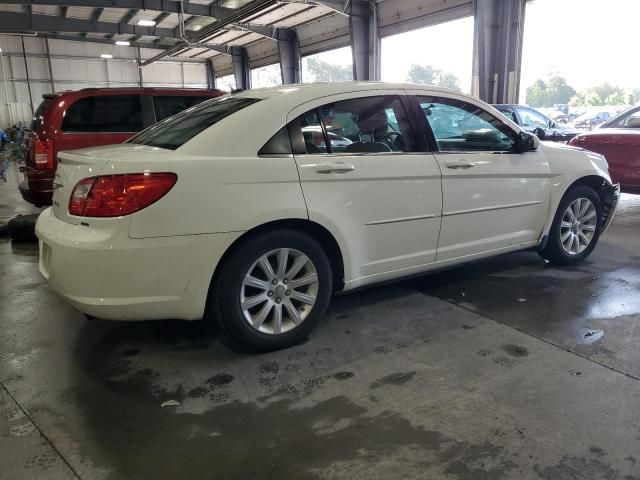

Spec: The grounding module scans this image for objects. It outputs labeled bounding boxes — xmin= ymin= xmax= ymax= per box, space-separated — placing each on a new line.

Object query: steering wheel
xmin=381 ymin=131 xmax=403 ymax=150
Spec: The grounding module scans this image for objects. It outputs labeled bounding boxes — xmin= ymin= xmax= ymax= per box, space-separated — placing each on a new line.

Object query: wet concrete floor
xmin=2 ymin=158 xmax=640 ymax=479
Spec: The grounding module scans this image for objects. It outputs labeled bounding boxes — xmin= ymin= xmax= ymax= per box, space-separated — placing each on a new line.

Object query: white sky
xmin=520 ymin=0 xmax=640 ymax=94
xmin=381 ymin=17 xmax=474 ymax=93
xmin=230 ymin=0 xmax=640 ymax=96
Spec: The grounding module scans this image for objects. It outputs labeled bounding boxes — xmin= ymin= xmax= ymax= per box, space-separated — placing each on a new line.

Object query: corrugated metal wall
xmin=0 ymin=35 xmax=208 ymax=128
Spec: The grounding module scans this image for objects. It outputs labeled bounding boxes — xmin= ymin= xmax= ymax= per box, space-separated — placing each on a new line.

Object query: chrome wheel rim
xmin=240 ymin=248 xmax=319 ymax=335
xmin=560 ymin=198 xmax=597 ymax=255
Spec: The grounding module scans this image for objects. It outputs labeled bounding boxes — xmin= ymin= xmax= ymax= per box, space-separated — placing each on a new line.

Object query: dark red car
xmin=568 ymin=106 xmax=640 ymax=194
xmin=21 ymin=87 xmax=224 ymax=206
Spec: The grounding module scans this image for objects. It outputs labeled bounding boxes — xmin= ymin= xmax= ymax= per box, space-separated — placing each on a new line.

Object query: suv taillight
xmin=33 ymin=138 xmax=54 ymax=169
xmin=68 ymin=173 xmax=177 ymax=217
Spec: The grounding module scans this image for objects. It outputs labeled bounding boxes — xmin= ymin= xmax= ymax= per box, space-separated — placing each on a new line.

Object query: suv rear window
xmin=129 ymin=96 xmax=261 ymax=150
xmin=31 ymin=97 xmax=54 ymax=131
xmin=153 ymin=96 xmax=210 ymax=122
xmin=62 ymin=95 xmax=143 ymax=132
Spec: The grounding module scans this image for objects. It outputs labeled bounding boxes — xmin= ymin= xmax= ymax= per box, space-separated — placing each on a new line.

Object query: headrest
xmin=357 ymin=110 xmax=389 ymax=136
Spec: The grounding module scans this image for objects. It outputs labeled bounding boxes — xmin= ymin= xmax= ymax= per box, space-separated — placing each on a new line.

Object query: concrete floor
xmin=2 ymin=157 xmax=640 ymax=480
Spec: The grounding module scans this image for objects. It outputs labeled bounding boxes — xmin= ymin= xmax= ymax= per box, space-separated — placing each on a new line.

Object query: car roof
xmin=44 ymin=87 xmax=222 ymax=100
xmin=231 ymin=81 xmax=464 ymax=102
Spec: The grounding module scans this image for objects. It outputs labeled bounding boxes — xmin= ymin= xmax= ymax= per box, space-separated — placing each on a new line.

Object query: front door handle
xmin=445 ymin=160 xmax=475 ymax=169
xmin=315 ymin=163 xmax=355 ymax=174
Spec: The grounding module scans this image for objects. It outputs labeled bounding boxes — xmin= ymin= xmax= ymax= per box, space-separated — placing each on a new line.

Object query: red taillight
xmin=68 ymin=173 xmax=177 ymax=217
xmin=33 ymin=138 xmax=54 ymax=169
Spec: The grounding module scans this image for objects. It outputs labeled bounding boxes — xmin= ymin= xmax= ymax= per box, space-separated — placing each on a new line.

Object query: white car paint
xmin=36 ymin=82 xmax=616 ymax=321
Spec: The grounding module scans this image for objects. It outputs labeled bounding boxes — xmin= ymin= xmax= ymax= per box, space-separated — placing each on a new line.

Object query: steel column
xmin=278 ymin=30 xmax=300 ymax=84
xmin=43 ymin=37 xmax=55 ymax=92
xmin=20 ymin=37 xmax=34 ymax=114
xmin=231 ymin=46 xmax=250 ymax=90
xmin=472 ymin=0 xmax=527 ymax=104
xmin=349 ymin=0 xmax=379 ymax=81
xmin=136 ymin=44 xmax=143 ymax=87
xmin=206 ymin=59 xmax=216 ymax=89
xmin=0 ymin=49 xmax=12 ymax=125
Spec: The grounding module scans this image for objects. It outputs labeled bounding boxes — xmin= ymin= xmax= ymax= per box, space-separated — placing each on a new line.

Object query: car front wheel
xmin=539 ymin=185 xmax=603 ymax=265
xmin=212 ymin=230 xmax=333 ymax=351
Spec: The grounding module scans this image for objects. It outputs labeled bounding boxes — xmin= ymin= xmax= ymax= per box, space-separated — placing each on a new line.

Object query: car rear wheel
xmin=212 ymin=230 xmax=332 ymax=351
xmin=539 ymin=185 xmax=603 ymax=265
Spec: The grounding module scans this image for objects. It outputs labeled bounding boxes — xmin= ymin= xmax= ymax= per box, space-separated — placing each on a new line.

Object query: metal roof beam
xmin=0 ymin=11 xmax=178 ymax=36
xmin=0 ymin=0 xmax=237 ymax=19
xmin=42 ymin=33 xmax=171 ymax=50
xmin=0 ymin=1 xmax=292 ymax=41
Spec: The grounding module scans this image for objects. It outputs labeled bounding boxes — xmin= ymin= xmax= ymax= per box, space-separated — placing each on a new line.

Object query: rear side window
xmin=62 ymin=95 xmax=143 ymax=133
xmin=296 ymin=96 xmax=415 ymax=154
xmin=153 ymin=96 xmax=210 ymax=122
xmin=31 ymin=97 xmax=54 ymax=131
xmin=129 ymin=96 xmax=261 ymax=150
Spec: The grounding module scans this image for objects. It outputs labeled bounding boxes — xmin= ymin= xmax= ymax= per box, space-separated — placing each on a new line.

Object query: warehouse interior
xmin=2 ymin=0 xmax=640 ymax=478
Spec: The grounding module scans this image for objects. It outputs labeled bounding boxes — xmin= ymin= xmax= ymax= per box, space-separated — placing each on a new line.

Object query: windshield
xmin=129 ymin=96 xmax=261 ymax=150
xmin=601 ymin=106 xmax=640 ymax=129
xmin=31 ymin=96 xmax=54 ymax=131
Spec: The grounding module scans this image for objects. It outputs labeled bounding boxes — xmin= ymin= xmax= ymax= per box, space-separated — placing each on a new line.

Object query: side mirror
xmin=515 ymin=131 xmax=538 ymax=153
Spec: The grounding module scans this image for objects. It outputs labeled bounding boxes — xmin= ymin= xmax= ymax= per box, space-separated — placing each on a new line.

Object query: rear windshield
xmin=129 ymin=96 xmax=261 ymax=150
xmin=31 ymin=97 xmax=54 ymax=131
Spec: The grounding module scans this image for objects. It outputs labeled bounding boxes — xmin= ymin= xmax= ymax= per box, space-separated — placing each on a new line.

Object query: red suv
xmin=20 ymin=87 xmax=224 ymax=206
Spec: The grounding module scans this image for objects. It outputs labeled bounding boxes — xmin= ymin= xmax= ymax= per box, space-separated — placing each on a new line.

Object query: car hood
xmin=572 ymin=128 xmax=640 ymax=140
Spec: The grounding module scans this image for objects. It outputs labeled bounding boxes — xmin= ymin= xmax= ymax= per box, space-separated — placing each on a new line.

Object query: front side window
xmin=604 ymin=107 xmax=640 ymax=128
xmin=517 ymin=108 xmax=548 ymax=129
xmin=497 ymin=108 xmax=516 ymax=123
xmin=153 ymin=96 xmax=210 ymax=122
xmin=62 ymin=95 xmax=143 ymax=132
xmin=418 ymin=96 xmax=516 ymax=152
xmin=129 ymin=96 xmax=260 ymax=150
xmin=299 ymin=96 xmax=415 ymax=154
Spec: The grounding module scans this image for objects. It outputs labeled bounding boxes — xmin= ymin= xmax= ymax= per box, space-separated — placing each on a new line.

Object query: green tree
xmin=525 ymin=75 xmax=576 ymax=107
xmin=406 ymin=64 xmax=461 ymax=91
xmin=570 ymin=83 xmax=627 ymax=106
xmin=526 ymin=79 xmax=549 ymax=107
xmin=306 ymin=58 xmax=352 ymax=82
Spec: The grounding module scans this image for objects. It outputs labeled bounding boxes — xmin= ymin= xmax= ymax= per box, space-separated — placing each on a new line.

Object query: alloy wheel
xmin=240 ymin=248 xmax=319 ymax=334
xmin=560 ymin=198 xmax=597 ymax=255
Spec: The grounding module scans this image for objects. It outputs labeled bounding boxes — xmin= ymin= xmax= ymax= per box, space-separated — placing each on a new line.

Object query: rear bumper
xmin=19 ymin=177 xmax=53 ymax=206
xmin=35 ymin=208 xmax=241 ymax=321
xmin=601 ymin=183 xmax=620 ymax=234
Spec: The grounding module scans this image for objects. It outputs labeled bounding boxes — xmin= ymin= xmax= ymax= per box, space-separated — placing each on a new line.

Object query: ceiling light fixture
xmin=137 ymin=19 xmax=156 ymax=26
xmin=100 ymin=53 xmax=113 ymax=59
xmin=192 ymin=25 xmax=202 ymax=31
xmin=115 ymin=40 xmax=130 ymax=46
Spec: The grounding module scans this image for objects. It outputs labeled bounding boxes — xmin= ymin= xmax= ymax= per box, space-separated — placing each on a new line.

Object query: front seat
xmin=345 ymin=110 xmax=392 ymax=153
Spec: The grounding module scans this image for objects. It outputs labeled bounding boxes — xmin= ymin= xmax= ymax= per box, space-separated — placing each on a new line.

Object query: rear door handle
xmin=445 ymin=160 xmax=475 ymax=169
xmin=315 ymin=163 xmax=355 ymax=174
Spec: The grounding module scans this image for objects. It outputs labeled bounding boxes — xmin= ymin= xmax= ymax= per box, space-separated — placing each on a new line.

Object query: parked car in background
xmin=20 ymin=87 xmax=224 ymax=206
xmin=572 ymin=109 xmax=612 ymax=130
xmin=569 ymin=105 xmax=640 ymax=194
xmin=36 ymin=82 xmax=619 ymax=351
xmin=493 ymin=104 xmax=578 ymax=142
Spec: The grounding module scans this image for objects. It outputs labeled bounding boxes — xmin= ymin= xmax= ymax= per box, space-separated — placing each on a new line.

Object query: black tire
xmin=8 ymin=214 xmax=38 ymax=242
xmin=539 ymin=185 xmax=603 ymax=265
xmin=212 ymin=229 xmax=333 ymax=351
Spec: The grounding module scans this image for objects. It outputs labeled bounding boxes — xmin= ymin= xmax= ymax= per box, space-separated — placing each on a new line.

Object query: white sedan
xmin=36 ymin=82 xmax=619 ymax=350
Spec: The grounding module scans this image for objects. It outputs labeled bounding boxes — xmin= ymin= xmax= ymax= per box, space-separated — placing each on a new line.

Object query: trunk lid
xmin=51 ymin=144 xmax=166 ymax=224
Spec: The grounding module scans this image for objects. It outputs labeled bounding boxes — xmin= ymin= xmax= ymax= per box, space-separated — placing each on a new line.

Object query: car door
xmin=288 ymin=91 xmax=443 ymax=283
xmin=410 ymin=93 xmax=551 ymax=262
